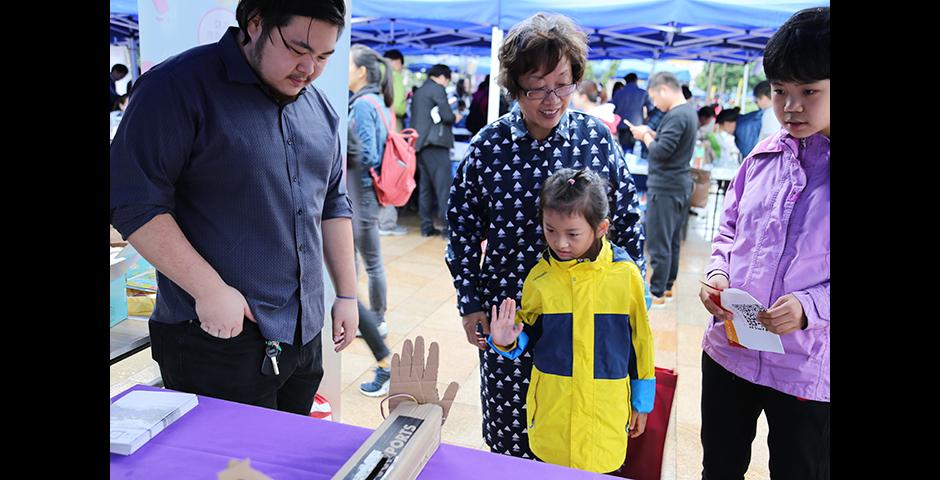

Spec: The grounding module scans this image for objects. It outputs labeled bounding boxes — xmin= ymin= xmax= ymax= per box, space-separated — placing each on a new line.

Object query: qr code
xmin=731 ymin=304 xmax=767 ymax=331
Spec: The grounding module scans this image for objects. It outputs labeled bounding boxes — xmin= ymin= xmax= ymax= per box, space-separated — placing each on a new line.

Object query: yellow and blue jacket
xmin=487 ymin=237 xmax=655 ymax=473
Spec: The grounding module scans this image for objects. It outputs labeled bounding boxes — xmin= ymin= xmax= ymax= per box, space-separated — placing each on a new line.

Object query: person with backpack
xmin=347 ymin=44 xmax=395 ymax=345
xmin=377 ymin=48 xmax=410 ymax=237
xmin=345 ymin=107 xmax=395 ymax=398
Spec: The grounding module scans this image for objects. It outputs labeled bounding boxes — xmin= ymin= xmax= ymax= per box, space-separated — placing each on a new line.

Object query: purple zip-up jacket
xmin=703 ymin=129 xmax=830 ymax=402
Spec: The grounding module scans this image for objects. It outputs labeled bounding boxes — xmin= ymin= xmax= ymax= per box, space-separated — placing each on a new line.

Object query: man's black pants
xmin=646 ymin=190 xmax=690 ymax=297
xmin=149 ymin=317 xmax=323 ymax=416
xmin=417 ymin=145 xmax=452 ymax=235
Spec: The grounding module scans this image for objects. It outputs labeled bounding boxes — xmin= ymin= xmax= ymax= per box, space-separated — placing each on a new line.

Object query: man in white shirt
xmin=755 ymin=80 xmax=781 ymax=141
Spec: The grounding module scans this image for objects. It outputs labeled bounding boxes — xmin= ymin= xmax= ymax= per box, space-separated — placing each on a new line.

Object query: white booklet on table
xmin=110 ymin=390 xmax=198 ymax=455
xmin=719 ymin=288 xmax=785 ymax=354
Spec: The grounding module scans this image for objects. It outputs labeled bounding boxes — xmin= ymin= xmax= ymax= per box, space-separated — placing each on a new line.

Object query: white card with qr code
xmin=720 ymin=288 xmax=785 ymax=354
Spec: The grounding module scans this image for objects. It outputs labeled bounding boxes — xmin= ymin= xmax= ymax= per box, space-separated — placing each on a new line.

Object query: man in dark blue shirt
xmin=109 ymin=0 xmax=358 ymax=415
xmin=609 ymin=73 xmax=654 ymax=148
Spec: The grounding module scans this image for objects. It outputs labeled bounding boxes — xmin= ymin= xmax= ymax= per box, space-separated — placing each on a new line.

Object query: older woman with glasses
xmin=445 ymin=12 xmax=646 ymax=461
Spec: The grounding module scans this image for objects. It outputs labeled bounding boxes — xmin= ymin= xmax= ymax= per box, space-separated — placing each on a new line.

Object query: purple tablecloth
xmin=110 ymin=385 xmax=606 ymax=479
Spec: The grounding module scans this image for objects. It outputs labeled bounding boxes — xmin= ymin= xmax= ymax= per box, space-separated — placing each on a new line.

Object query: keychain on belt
xmin=261 ymin=340 xmax=282 ymax=376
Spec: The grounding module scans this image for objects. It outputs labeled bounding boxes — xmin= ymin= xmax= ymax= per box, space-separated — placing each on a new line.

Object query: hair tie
xmin=567 ymin=178 xmax=576 ymax=185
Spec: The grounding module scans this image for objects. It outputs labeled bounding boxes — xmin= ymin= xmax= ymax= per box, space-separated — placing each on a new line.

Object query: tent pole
xmin=739 ymin=59 xmax=750 ymax=110
xmin=487 ymin=25 xmax=504 ymax=124
xmin=705 ymin=60 xmax=714 ymax=103
xmin=129 ymin=37 xmax=140 ymax=82
xmin=719 ymin=63 xmax=728 ymax=104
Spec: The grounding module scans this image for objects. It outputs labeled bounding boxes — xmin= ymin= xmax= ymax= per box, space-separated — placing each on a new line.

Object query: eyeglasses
xmin=518 ymin=82 xmax=577 ymax=101
xmin=276 ymin=26 xmax=328 ymax=66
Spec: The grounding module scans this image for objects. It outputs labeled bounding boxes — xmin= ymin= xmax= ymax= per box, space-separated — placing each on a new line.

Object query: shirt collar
xmin=349 ymin=85 xmax=381 ymax=107
xmin=219 ymin=27 xmax=260 ymax=85
xmin=752 ymin=129 xmax=830 ymax=161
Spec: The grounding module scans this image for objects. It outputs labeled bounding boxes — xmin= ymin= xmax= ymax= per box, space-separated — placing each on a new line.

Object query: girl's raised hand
xmin=489 ymin=298 xmax=522 ymax=348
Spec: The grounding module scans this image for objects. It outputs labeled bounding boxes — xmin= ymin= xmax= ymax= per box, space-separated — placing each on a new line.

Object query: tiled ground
xmin=109 ymin=200 xmax=772 ymax=479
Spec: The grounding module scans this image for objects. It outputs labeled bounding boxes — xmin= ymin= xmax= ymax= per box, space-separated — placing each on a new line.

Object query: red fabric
xmin=360 ymin=95 xmax=419 ymax=207
xmin=613 ymin=367 xmax=678 ymax=480
xmin=602 ymin=113 xmax=622 ymax=136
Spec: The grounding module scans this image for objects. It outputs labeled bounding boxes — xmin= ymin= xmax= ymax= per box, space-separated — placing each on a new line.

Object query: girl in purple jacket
xmin=698 ymin=7 xmax=829 ymax=480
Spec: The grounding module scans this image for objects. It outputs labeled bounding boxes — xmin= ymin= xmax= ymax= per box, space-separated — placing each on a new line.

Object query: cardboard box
xmin=332 ymin=401 xmax=442 ymax=480
xmin=689 ymin=168 xmax=712 ymax=209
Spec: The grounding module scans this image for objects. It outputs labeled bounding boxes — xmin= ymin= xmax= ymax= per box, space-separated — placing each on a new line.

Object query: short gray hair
xmin=648 ymin=72 xmax=680 ymax=92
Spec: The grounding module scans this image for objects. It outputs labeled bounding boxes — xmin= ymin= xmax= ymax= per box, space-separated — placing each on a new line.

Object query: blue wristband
xmin=336 ymin=295 xmax=356 ymax=300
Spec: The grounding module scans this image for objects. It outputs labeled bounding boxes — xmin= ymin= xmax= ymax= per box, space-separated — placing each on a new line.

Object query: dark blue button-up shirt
xmin=610 ymin=82 xmax=654 ymax=132
xmin=110 ymin=27 xmax=353 ymax=345
xmin=446 ymin=104 xmax=646 ymax=317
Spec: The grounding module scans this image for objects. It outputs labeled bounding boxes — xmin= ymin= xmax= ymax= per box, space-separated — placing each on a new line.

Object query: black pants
xmin=646 ymin=190 xmax=691 ymax=296
xmin=617 ymin=128 xmax=636 ymax=150
xmin=418 ymin=145 xmax=452 ymax=235
xmin=701 ymin=352 xmax=830 ymax=480
xmin=149 ymin=317 xmax=323 ymax=416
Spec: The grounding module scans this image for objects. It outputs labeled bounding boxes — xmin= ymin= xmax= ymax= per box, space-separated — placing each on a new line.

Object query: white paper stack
xmin=110 ymin=390 xmax=199 ymax=455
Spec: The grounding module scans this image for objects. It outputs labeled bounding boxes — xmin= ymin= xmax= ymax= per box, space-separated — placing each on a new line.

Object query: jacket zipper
xmin=528 ymin=374 xmax=540 ymax=429
xmin=760 ymin=137 xmax=806 ymax=379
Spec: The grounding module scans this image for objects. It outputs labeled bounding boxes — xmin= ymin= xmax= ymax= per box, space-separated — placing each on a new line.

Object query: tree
xmin=581 ymin=60 xmax=621 ymax=86
xmin=695 ymin=62 xmax=766 ymax=105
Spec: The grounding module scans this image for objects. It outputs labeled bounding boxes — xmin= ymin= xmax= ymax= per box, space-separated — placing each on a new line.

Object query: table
xmin=110 ymin=385 xmax=609 ymax=479
xmin=110 ymin=315 xmax=151 ymax=365
xmin=703 ymin=166 xmax=738 ymax=238
xmin=624 ymin=154 xmax=648 ymax=177
xmin=624 ymin=155 xmax=648 ymax=199
xmin=452 ymin=127 xmax=473 ymax=142
xmin=451 ymin=141 xmax=470 ymax=162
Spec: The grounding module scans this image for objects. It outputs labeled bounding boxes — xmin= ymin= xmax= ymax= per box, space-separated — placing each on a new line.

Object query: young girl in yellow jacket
xmin=489 ymin=168 xmax=656 ymax=474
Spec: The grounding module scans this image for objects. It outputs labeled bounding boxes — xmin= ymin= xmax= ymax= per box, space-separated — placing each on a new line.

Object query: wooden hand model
xmin=388 ymin=336 xmax=460 ymax=424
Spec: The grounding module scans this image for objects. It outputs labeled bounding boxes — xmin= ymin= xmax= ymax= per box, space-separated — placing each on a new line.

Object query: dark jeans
xmin=418 ymin=145 xmax=452 ymax=235
xmin=353 ymin=186 xmax=388 ymax=323
xmin=701 ymin=352 xmax=830 ymax=480
xmin=646 ymin=190 xmax=691 ymax=296
xmin=149 ymin=317 xmax=323 ymax=416
xmin=357 ymin=301 xmax=390 ymax=362
xmin=346 ymin=166 xmax=391 ymax=363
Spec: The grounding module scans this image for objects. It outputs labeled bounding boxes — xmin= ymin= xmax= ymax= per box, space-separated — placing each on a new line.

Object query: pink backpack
xmin=360 ymin=95 xmax=419 ymax=207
